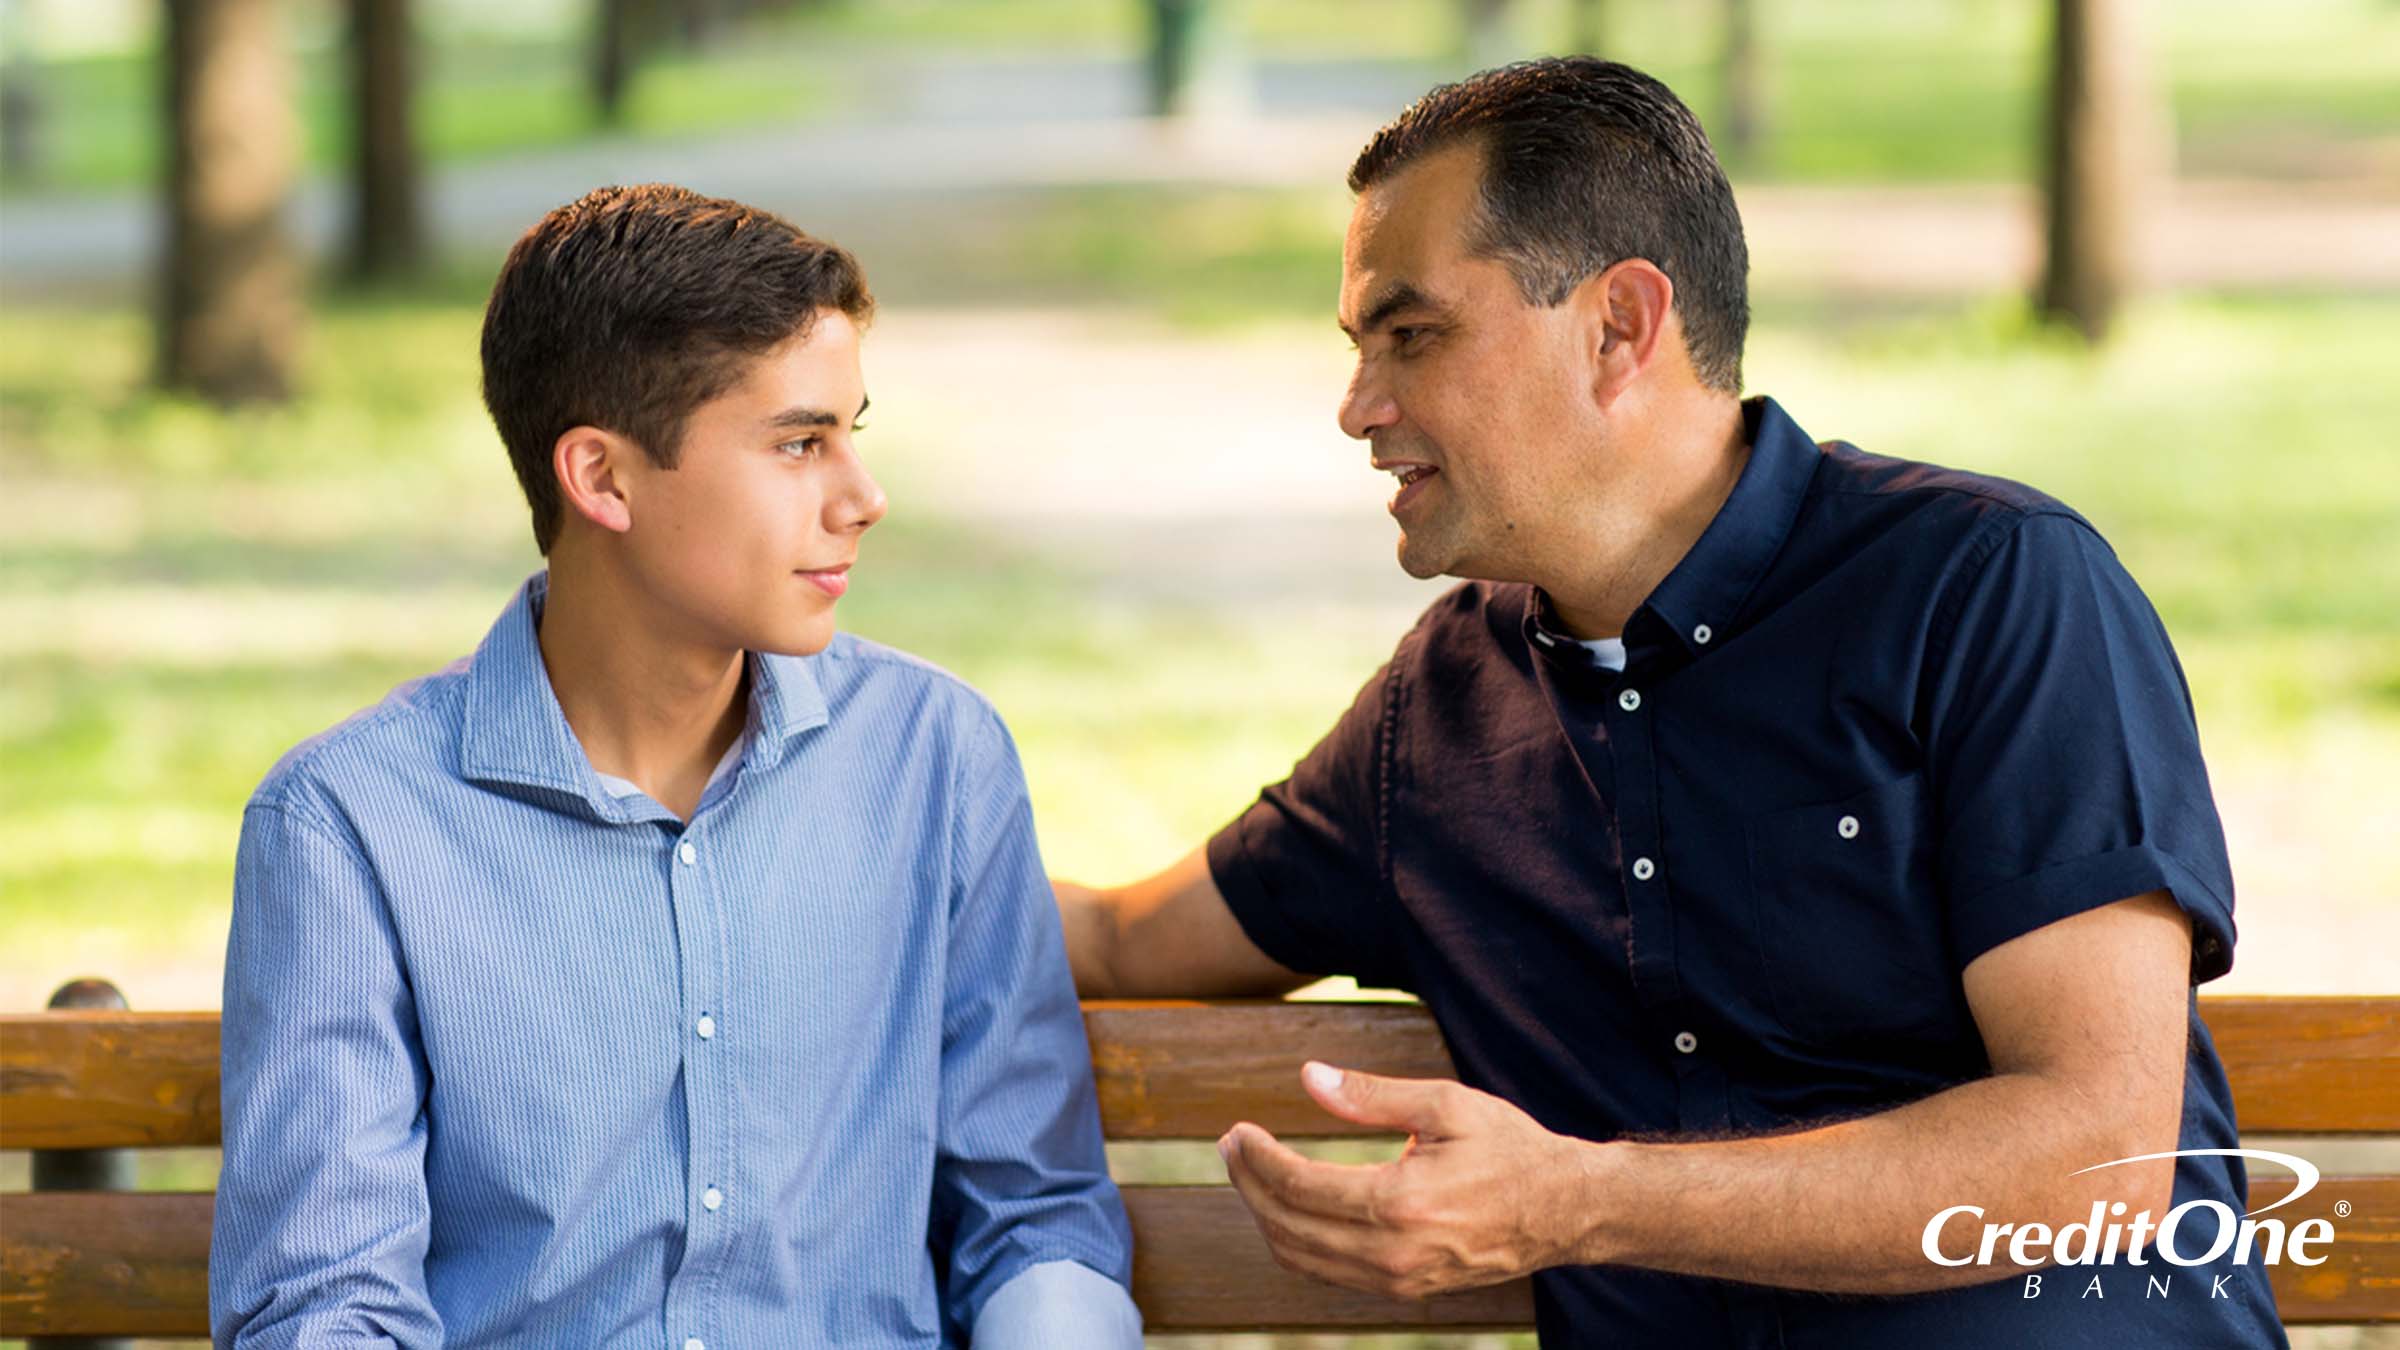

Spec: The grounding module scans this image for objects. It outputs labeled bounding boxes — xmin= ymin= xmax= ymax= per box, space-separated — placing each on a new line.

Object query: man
xmin=1055 ymin=59 xmax=2281 ymax=1346
xmin=212 ymin=186 xmax=1140 ymax=1347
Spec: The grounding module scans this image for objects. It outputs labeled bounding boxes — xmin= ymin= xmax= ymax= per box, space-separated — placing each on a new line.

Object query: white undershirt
xmin=1578 ymin=635 xmax=1629 ymax=671
xmin=592 ymin=736 xmax=745 ymax=802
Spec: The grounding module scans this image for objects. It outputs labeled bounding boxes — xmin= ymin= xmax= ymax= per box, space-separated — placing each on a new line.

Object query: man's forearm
xmin=1052 ymin=878 xmax=1123 ymax=997
xmin=1570 ymin=1069 xmax=2176 ymax=1294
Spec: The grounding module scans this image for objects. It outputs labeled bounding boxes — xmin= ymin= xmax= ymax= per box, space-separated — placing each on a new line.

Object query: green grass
xmin=2 ymin=0 xmax=2392 ymax=196
xmin=4 ymin=273 xmax=2396 ymax=999
xmin=0 ymin=32 xmax=830 ymax=196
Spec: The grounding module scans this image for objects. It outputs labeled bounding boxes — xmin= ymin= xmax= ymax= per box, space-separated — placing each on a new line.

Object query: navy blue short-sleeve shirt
xmin=1207 ymin=397 xmax=2282 ymax=1347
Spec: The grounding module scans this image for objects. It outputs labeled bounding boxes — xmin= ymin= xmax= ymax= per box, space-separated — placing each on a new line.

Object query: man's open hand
xmin=1216 ymin=1061 xmax=1602 ymax=1300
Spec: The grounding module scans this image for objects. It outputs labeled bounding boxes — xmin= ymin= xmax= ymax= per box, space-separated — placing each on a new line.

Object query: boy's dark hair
xmin=480 ymin=183 xmax=874 ymax=553
xmin=1350 ymin=58 xmax=1748 ymax=394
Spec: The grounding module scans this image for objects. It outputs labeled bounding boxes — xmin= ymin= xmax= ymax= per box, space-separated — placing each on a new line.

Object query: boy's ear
xmin=553 ymin=426 xmax=636 ymax=536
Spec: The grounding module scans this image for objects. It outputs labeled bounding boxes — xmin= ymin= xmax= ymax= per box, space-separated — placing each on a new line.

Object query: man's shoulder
xmin=247 ymin=658 xmax=472 ymax=834
xmin=1811 ymin=440 xmax=2092 ymax=544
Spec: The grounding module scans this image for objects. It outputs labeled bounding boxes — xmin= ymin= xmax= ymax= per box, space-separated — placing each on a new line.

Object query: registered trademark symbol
xmin=2335 ymin=1200 xmax=2353 ymax=1218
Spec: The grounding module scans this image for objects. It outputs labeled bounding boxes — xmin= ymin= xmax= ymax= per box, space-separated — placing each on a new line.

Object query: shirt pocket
xmin=1741 ymin=771 xmax=1958 ymax=1050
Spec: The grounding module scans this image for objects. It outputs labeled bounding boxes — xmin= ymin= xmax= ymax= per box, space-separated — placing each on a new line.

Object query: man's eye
xmin=1392 ymin=326 xmax=1426 ymax=348
xmin=777 ymin=437 xmax=823 ymax=459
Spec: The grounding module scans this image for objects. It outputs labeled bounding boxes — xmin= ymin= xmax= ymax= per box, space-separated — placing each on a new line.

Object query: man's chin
xmin=1395 ymin=533 xmax=1456 ymax=581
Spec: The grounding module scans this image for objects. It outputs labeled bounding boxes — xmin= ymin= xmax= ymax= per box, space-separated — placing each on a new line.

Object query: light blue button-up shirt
xmin=212 ymin=574 xmax=1139 ymax=1347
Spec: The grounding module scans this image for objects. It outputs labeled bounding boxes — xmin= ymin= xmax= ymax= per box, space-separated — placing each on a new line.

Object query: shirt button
xmin=695 ymin=1014 xmax=716 ymax=1040
xmin=677 ymin=841 xmax=697 ymax=866
xmin=1837 ymin=814 xmax=1861 ymax=840
xmin=1618 ymin=688 xmax=1642 ymax=712
xmin=1673 ymin=1030 xmax=1699 ymax=1055
xmin=1631 ymin=856 xmax=1656 ymax=881
xmin=702 ymin=1186 xmax=723 ymax=1212
xmin=684 ymin=1340 xmax=705 ymax=1350
xmin=1692 ymin=623 xmax=1713 ymax=645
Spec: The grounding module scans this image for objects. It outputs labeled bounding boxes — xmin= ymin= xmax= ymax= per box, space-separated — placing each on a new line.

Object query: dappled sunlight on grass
xmin=3 ymin=277 xmax=2394 ymax=1008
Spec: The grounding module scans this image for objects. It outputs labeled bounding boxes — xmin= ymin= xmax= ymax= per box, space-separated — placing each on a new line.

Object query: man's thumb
xmin=1302 ymin=1061 xmax=1456 ymax=1136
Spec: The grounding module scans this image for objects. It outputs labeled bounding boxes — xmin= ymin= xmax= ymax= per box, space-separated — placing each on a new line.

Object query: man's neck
xmin=536 ymin=555 xmax=748 ymax=822
xmin=1542 ymin=394 xmax=1750 ymax=642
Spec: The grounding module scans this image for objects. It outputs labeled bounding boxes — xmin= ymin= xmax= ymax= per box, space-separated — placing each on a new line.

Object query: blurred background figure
xmin=1 ymin=3 xmax=2393 ymax=1344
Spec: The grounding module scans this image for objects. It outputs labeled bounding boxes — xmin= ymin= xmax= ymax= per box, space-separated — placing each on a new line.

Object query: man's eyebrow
xmin=1338 ymin=282 xmax=1443 ymax=341
xmin=764 ymin=395 xmax=869 ymax=431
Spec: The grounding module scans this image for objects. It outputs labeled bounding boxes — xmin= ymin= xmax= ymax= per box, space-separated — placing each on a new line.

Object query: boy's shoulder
xmin=247 ymin=658 xmax=473 ymax=833
xmin=808 ymin=631 xmax=1005 ymax=734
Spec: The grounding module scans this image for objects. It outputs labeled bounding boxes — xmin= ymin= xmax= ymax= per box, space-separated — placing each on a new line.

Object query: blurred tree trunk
xmin=1144 ymin=0 xmax=1199 ymax=118
xmin=1720 ymin=0 xmax=1764 ymax=161
xmin=592 ymin=0 xmax=645 ymax=125
xmin=1142 ymin=0 xmax=1244 ymax=122
xmin=1566 ymin=0 xmax=1605 ymax=55
xmin=0 ymin=2 xmax=44 ymax=184
xmin=346 ymin=0 xmax=423 ymax=282
xmin=1461 ymin=0 xmax=1513 ymax=70
xmin=158 ymin=0 xmax=301 ymax=404
xmin=2038 ymin=0 xmax=2164 ymax=341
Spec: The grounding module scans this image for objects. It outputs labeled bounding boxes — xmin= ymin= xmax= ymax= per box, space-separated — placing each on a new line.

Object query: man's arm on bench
xmin=212 ymin=801 xmax=440 ymax=1347
xmin=1220 ymin=890 xmax=2191 ymax=1297
xmin=1054 ymin=845 xmax=1311 ymax=999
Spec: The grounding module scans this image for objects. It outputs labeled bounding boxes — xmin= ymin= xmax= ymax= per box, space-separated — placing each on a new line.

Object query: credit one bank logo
xmin=1921 ymin=1149 xmax=2340 ymax=1299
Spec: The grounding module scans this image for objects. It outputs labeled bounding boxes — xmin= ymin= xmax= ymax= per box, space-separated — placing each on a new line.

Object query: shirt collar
xmin=1526 ymin=395 xmax=1820 ymax=662
xmin=460 ymin=571 xmax=830 ymax=817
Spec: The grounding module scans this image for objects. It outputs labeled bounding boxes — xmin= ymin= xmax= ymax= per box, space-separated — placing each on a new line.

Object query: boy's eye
xmin=776 ymin=437 xmax=823 ymax=459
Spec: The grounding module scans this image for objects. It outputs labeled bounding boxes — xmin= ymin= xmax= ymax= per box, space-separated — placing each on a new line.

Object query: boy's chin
xmin=748 ymin=611 xmax=840 ymax=658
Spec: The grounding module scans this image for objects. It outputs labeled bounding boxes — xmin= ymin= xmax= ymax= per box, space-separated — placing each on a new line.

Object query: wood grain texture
xmin=2199 ymin=997 xmax=2400 ymax=1134
xmin=5 ymin=1181 xmax=2394 ymax=1334
xmin=0 ymin=1191 xmax=213 ymax=1336
xmin=0 ymin=1010 xmax=220 ymax=1149
xmin=4 ymin=999 xmax=2395 ymax=1147
xmin=4 ymin=994 xmax=2400 ymax=1138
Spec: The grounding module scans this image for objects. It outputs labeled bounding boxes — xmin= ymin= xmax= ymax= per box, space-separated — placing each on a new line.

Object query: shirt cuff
xmin=970 ymin=1259 xmax=1142 ymax=1349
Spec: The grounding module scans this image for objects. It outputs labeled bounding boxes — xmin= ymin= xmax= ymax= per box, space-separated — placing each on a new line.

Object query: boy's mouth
xmin=798 ymin=563 xmax=851 ymax=599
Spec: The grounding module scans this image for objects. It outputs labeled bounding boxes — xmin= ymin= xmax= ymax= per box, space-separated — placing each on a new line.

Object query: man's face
xmin=615 ymin=310 xmax=884 ymax=657
xmin=1338 ymin=142 xmax=1602 ymax=583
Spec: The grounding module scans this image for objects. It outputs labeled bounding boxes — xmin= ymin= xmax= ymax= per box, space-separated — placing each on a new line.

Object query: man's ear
xmin=1574 ymin=258 xmax=1675 ymax=411
xmin=553 ymin=426 xmax=637 ymax=536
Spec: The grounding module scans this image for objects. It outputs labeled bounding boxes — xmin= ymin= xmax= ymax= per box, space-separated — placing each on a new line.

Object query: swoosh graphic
xmin=2069 ymin=1148 xmax=2319 ymax=1218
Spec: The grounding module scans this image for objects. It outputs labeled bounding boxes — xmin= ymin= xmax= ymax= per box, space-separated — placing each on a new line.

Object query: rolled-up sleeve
xmin=1925 ymin=510 xmax=2238 ymax=980
xmin=211 ymin=799 xmax=441 ymax=1349
xmin=932 ymin=713 xmax=1139 ymax=1343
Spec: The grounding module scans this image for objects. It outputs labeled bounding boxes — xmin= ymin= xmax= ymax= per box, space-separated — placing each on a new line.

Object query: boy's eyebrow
xmin=1338 ymin=281 xmax=1443 ymax=341
xmin=764 ymin=395 xmax=869 ymax=431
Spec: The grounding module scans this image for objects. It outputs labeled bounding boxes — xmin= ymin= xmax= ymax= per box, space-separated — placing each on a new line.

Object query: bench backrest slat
xmin=5 ymin=997 xmax=2397 ymax=1335
xmin=6 ymin=1177 xmax=2394 ymax=1335
xmin=5 ymin=998 xmax=2395 ymax=1149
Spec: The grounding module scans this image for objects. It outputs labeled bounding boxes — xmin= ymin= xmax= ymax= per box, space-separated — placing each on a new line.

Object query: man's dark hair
xmin=1349 ymin=58 xmax=1748 ymax=394
xmin=480 ymin=183 xmax=874 ymax=553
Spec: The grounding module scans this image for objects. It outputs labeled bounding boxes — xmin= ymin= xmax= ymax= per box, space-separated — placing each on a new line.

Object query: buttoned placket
xmin=659 ymin=806 xmax=732 ymax=1346
xmin=1596 ymin=644 xmax=1735 ymax=1136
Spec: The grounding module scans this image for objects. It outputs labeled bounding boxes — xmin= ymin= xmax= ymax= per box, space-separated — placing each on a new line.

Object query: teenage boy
xmin=211 ymin=185 xmax=1140 ymax=1348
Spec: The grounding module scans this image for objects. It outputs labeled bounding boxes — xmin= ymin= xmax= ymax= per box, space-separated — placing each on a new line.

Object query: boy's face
xmin=613 ymin=310 xmax=883 ymax=657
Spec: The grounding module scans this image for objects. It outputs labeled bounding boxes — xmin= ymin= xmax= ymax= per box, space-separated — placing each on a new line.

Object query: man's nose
xmin=1338 ymin=363 xmax=1398 ymax=442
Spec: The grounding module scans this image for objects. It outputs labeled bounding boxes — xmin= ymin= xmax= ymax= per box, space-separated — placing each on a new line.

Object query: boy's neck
xmin=535 ymin=558 xmax=748 ymax=823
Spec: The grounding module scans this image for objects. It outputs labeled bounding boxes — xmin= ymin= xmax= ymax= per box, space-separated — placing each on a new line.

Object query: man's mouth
xmin=1376 ymin=461 xmax=1441 ymax=515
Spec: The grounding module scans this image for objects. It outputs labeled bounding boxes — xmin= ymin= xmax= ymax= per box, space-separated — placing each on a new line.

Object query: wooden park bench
xmin=4 ymin=988 xmax=2396 ymax=1337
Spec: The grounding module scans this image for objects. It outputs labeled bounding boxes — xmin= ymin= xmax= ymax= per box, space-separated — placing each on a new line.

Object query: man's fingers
xmin=1221 ymin=1121 xmax=1382 ymax=1220
xmin=1303 ymin=1061 xmax=1462 ymax=1136
xmin=1219 ymin=1125 xmax=1407 ymax=1295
